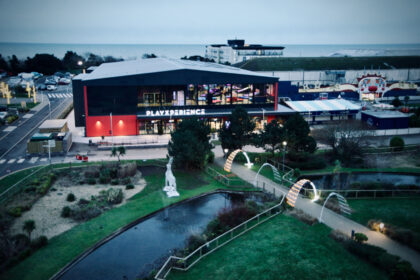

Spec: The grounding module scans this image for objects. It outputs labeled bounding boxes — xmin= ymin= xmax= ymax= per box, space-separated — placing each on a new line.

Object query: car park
xmin=45 ymin=77 xmax=57 ymax=85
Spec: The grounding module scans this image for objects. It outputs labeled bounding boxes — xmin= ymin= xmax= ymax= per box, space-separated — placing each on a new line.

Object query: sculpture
xmin=163 ymin=157 xmax=179 ymax=197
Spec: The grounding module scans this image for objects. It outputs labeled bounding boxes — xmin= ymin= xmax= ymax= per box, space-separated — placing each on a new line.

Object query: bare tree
xmin=312 ymin=120 xmax=374 ymax=166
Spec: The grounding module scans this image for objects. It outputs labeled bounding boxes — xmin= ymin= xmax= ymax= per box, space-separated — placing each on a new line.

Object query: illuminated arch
xmin=224 ymin=149 xmax=253 ymax=173
xmin=286 ymin=179 xmax=319 ymax=207
xmin=253 ymin=163 xmax=282 ymax=187
xmin=318 ymin=192 xmax=351 ymax=223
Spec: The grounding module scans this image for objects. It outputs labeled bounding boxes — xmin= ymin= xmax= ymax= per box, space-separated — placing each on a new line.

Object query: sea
xmin=1 ymin=42 xmax=420 ymax=60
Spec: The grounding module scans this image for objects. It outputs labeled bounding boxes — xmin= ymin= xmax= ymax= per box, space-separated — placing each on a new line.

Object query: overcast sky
xmin=0 ymin=0 xmax=419 ymax=45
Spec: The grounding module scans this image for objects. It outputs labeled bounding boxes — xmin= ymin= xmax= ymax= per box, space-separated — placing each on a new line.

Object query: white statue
xmin=163 ymin=157 xmax=179 ymax=197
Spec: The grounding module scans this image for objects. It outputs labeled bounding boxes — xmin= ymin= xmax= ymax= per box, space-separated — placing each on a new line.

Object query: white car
xmin=0 ymin=111 xmax=8 ymax=120
xmin=47 ymin=85 xmax=57 ymax=91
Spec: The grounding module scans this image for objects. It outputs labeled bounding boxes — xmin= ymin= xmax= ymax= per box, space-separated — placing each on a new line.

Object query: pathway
xmin=214 ymin=156 xmax=420 ymax=273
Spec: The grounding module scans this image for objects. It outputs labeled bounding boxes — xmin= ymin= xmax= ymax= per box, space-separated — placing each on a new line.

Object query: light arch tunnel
xmin=224 ymin=149 xmax=253 ymax=173
xmin=286 ymin=179 xmax=320 ymax=207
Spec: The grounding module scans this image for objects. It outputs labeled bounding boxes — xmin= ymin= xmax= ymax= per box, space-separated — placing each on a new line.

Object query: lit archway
xmin=318 ymin=192 xmax=351 ymax=223
xmin=286 ymin=179 xmax=319 ymax=207
xmin=224 ymin=149 xmax=253 ymax=173
xmin=253 ymin=163 xmax=282 ymax=187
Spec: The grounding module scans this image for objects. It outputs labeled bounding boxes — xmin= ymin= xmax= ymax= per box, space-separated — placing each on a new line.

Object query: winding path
xmin=214 ymin=155 xmax=420 ymax=273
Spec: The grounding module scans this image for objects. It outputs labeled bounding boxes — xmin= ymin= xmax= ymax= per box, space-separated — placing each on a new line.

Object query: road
xmin=0 ymin=85 xmax=73 ymax=177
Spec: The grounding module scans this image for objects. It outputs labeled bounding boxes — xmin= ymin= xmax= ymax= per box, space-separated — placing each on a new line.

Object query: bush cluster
xmin=6 ymin=115 xmax=18 ymax=124
xmin=342 ymin=240 xmax=419 ymax=279
xmin=389 ymin=136 xmax=405 ymax=151
xmin=36 ymin=173 xmax=57 ymax=195
xmin=368 ymin=219 xmax=420 ymax=252
xmin=125 ymin=184 xmax=135 ymax=190
xmin=66 ymin=193 xmax=76 ymax=202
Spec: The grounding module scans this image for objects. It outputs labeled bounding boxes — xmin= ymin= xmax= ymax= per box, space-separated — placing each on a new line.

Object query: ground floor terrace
xmin=85 ymin=105 xmax=294 ymax=137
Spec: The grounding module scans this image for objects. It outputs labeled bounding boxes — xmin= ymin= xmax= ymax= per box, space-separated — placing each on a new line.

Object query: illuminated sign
xmin=146 ymin=108 xmax=206 ymax=117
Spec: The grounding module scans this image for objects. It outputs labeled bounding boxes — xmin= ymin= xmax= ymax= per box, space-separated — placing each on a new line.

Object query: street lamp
xmin=78 ymin=60 xmax=85 ymax=74
xmin=282 ymin=141 xmax=287 ymax=172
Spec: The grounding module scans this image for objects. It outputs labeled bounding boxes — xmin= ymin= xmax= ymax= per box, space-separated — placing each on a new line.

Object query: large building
xmin=72 ymin=58 xmax=294 ymax=137
xmin=205 ymin=39 xmax=284 ymax=65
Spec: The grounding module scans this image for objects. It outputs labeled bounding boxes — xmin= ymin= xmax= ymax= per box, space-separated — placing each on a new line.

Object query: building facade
xmin=205 ymin=39 xmax=284 ymax=65
xmin=72 ymin=58 xmax=293 ymax=137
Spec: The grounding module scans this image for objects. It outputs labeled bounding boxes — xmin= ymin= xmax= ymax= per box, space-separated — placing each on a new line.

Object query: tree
xmin=391 ymin=97 xmax=402 ymax=108
xmin=142 ymin=53 xmax=157 ymax=59
xmin=219 ymin=107 xmax=255 ymax=155
xmin=284 ymin=113 xmax=316 ymax=153
xmin=0 ymin=54 xmax=9 ymax=72
xmin=168 ymin=118 xmax=213 ymax=169
xmin=404 ymin=95 xmax=410 ymax=107
xmin=390 ymin=136 xmax=404 ymax=151
xmin=23 ymin=220 xmax=35 ymax=240
xmin=111 ymin=146 xmax=126 ymax=163
xmin=25 ymin=54 xmax=64 ymax=75
xmin=8 ymin=55 xmax=24 ymax=74
xmin=62 ymin=51 xmax=85 ymax=70
xmin=312 ymin=120 xmax=373 ymax=166
xmin=85 ymin=53 xmax=104 ymax=67
xmin=255 ymin=120 xmax=285 ymax=158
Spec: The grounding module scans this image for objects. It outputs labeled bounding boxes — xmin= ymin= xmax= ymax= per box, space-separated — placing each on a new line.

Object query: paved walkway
xmin=214 ymin=156 xmax=420 ymax=273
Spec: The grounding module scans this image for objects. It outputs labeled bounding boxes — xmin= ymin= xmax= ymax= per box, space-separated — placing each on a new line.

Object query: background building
xmin=72 ymin=58 xmax=294 ymax=137
xmin=205 ymin=39 xmax=284 ymax=65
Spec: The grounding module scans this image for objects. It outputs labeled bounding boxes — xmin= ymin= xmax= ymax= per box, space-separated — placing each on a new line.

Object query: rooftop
xmin=75 ymin=57 xmax=277 ymax=81
xmin=362 ymin=110 xmax=411 ymax=118
xmin=39 ymin=119 xmax=67 ymax=129
xmin=284 ymin=99 xmax=361 ymax=113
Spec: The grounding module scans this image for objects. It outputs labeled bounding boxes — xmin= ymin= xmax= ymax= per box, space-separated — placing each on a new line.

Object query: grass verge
xmin=348 ymin=198 xmax=420 ymax=236
xmin=168 ymin=215 xmax=387 ymax=280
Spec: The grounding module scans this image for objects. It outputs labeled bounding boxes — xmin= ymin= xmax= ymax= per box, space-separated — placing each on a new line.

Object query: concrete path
xmin=214 ymin=156 xmax=420 ymax=273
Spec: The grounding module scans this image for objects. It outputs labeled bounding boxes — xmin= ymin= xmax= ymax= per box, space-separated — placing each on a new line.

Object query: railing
xmin=361 ymin=144 xmax=420 ymax=155
xmin=205 ymin=166 xmax=249 ymax=187
xmin=303 ymin=188 xmax=420 ymax=200
xmin=97 ymin=136 xmax=162 ymax=147
xmin=155 ymin=190 xmax=285 ymax=280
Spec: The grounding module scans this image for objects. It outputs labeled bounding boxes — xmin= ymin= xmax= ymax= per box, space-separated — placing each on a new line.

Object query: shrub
xmin=87 ymin=178 xmax=96 ymax=185
xmin=84 ymin=169 xmax=99 ymax=179
xmin=390 ymin=136 xmax=404 ymax=151
xmin=354 ymin=232 xmax=368 ymax=243
xmin=207 ymin=151 xmax=215 ymax=164
xmin=30 ymin=235 xmax=48 ymax=249
xmin=61 ymin=206 xmax=71 ymax=217
xmin=117 ymin=162 xmax=137 ymax=178
xmin=289 ymin=209 xmax=318 ymax=225
xmin=99 ymin=176 xmax=110 ymax=184
xmin=7 ymin=207 xmax=22 ymax=217
xmin=293 ymin=168 xmax=301 ymax=179
xmin=121 ymin=177 xmax=131 ymax=185
xmin=106 ymin=188 xmax=123 ymax=204
xmin=66 ymin=193 xmax=76 ymax=202
xmin=78 ymin=198 xmax=90 ymax=205
xmin=185 ymin=234 xmax=206 ymax=252
xmin=126 ymin=184 xmax=135 ymax=190
xmin=71 ymin=205 xmax=102 ymax=221
xmin=111 ymin=179 xmax=119 ymax=185
xmin=6 ymin=115 xmax=18 ymax=124
xmin=79 ymin=180 xmax=84 ymax=185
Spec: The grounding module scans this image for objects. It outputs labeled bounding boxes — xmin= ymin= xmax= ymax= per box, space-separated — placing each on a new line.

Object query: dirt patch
xmin=10 ymin=171 xmax=146 ymax=240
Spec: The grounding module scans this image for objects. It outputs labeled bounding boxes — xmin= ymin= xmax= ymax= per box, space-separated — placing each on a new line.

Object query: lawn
xmin=348 ymin=198 xmax=420 ymax=235
xmin=0 ymin=165 xmax=258 ymax=280
xmin=168 ymin=214 xmax=387 ymax=280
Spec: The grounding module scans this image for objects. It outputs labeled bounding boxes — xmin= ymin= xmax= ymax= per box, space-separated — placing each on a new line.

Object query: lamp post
xmin=48 ymin=99 xmax=51 ymax=119
xmin=78 ymin=60 xmax=85 ymax=74
xmin=110 ymin=112 xmax=114 ymax=147
xmin=282 ymin=141 xmax=287 ymax=172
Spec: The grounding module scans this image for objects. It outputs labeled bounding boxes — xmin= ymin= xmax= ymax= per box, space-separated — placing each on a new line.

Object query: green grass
xmin=348 ymin=198 xmax=420 ymax=235
xmin=168 ymin=215 xmax=387 ymax=280
xmin=0 ymin=166 xmax=257 ymax=280
xmin=236 ymin=56 xmax=420 ymax=71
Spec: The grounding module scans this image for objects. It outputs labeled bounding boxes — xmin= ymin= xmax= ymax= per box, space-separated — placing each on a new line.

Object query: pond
xmin=58 ymin=192 xmax=253 ymax=280
xmin=303 ymin=172 xmax=420 ymax=190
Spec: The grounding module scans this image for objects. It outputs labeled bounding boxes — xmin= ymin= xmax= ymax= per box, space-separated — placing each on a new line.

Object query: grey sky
xmin=0 ymin=0 xmax=419 ymax=44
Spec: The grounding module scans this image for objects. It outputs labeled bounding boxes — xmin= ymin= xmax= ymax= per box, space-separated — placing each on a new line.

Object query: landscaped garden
xmin=0 ymin=159 xmax=257 ymax=280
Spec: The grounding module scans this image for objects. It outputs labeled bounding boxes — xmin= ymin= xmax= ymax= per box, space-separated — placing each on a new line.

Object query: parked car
xmin=58 ymin=78 xmax=71 ymax=85
xmin=54 ymin=72 xmax=64 ymax=78
xmin=0 ymin=111 xmax=8 ymax=120
xmin=45 ymin=77 xmax=57 ymax=85
xmin=47 ymin=85 xmax=57 ymax=91
xmin=37 ymin=83 xmax=47 ymax=90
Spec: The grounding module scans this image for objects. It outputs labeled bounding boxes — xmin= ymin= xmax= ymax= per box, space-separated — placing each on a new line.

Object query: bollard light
xmin=379 ymin=222 xmax=384 ymax=232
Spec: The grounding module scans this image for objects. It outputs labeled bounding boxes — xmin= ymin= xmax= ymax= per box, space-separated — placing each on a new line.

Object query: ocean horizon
xmin=1 ymin=42 xmax=420 ymax=60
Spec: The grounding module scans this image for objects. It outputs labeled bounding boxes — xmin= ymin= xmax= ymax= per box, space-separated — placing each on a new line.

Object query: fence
xmin=362 ymin=144 xmax=420 ymax=155
xmin=304 ymin=188 xmax=420 ymax=200
xmin=155 ymin=191 xmax=285 ymax=280
xmin=205 ymin=166 xmax=250 ymax=187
